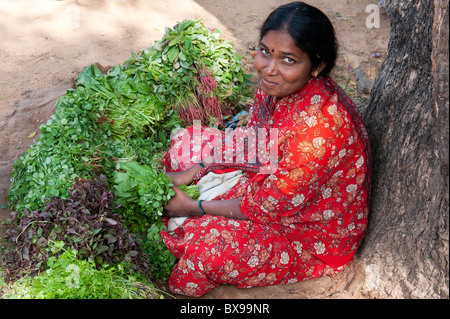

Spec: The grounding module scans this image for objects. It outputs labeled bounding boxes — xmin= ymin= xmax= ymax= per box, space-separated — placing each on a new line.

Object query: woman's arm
xmin=165 ymin=155 xmax=215 ymax=186
xmin=163 ymin=186 xmax=247 ymax=220
xmin=165 ymin=163 xmax=203 ymax=186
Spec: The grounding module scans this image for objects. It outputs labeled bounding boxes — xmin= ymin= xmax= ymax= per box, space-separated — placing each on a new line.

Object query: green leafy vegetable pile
xmin=1 ymin=176 xmax=148 ymax=280
xmin=1 ymin=19 xmax=252 ymax=297
xmin=2 ymin=242 xmax=162 ymax=299
xmin=123 ymin=19 xmax=253 ymax=126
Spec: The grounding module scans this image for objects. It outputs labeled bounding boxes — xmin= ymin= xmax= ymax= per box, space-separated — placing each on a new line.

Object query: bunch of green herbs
xmin=123 ymin=19 xmax=253 ymax=126
xmin=2 ymin=242 xmax=162 ymax=299
xmin=113 ymin=161 xmax=199 ymax=279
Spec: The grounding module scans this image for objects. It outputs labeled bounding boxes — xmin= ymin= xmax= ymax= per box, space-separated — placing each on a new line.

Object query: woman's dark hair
xmin=260 ymin=2 xmax=338 ymax=75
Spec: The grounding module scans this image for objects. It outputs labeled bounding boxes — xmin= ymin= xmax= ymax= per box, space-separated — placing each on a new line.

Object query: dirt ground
xmin=0 ymin=0 xmax=389 ymax=299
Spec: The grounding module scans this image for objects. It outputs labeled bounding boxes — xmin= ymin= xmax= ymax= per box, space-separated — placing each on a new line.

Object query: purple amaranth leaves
xmin=1 ymin=175 xmax=149 ymax=282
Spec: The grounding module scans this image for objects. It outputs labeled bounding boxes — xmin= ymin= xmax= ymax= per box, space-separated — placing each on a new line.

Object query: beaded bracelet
xmin=198 ymin=200 xmax=206 ymax=215
xmin=198 ymin=161 xmax=206 ymax=168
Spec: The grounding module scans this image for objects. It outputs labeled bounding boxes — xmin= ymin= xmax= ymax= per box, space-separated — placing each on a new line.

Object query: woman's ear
xmin=312 ymin=61 xmax=326 ymax=77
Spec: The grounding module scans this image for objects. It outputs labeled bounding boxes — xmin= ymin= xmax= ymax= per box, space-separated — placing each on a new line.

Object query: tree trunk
xmin=359 ymin=0 xmax=449 ymax=298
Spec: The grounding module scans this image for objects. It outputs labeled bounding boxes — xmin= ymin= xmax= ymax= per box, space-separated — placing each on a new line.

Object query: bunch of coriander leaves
xmin=2 ymin=19 xmax=252 ymax=292
xmin=2 ymin=241 xmax=163 ymax=299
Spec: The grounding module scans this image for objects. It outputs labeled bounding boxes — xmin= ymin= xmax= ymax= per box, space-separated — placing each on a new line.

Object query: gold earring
xmin=313 ymin=70 xmax=319 ymax=77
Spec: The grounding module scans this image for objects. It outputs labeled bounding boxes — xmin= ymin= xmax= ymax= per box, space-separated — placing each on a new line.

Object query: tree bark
xmin=359 ymin=0 xmax=449 ymax=298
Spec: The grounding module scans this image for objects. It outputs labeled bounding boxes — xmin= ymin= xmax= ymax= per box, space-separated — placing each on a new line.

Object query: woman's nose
xmin=265 ymin=58 xmax=279 ymax=76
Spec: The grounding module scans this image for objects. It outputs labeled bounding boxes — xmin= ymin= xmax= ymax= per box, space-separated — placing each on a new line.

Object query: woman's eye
xmin=284 ymin=57 xmax=295 ymax=64
xmin=260 ymin=48 xmax=270 ymax=55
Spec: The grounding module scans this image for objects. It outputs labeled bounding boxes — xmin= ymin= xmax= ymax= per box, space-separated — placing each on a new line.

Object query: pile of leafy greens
xmin=123 ymin=19 xmax=253 ymax=126
xmin=2 ymin=241 xmax=163 ymax=299
xmin=1 ymin=19 xmax=252 ymax=297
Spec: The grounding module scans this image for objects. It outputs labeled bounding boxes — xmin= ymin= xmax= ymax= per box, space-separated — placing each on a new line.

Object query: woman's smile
xmin=261 ymin=77 xmax=280 ymax=88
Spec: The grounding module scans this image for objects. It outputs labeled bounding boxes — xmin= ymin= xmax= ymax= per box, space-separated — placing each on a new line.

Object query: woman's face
xmin=254 ymin=30 xmax=318 ymax=98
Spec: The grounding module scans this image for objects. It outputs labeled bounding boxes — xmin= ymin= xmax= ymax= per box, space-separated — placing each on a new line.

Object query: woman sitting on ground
xmin=161 ymin=1 xmax=372 ymax=297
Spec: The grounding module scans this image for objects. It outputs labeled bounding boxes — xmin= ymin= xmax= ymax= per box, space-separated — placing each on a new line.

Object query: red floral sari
xmin=161 ymin=76 xmax=372 ymax=297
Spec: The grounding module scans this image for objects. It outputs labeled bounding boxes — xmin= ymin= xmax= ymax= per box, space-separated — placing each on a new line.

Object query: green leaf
xmin=152 ymin=201 xmax=160 ymax=208
xmin=169 ymin=37 xmax=179 ymax=46
xmin=167 ymin=46 xmax=179 ymax=63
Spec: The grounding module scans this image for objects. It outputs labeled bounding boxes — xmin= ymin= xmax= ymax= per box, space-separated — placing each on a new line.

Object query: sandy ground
xmin=0 ymin=0 xmax=389 ymax=298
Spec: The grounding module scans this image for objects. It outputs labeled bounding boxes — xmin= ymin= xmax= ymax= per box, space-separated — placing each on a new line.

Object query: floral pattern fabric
xmin=161 ymin=76 xmax=371 ymax=297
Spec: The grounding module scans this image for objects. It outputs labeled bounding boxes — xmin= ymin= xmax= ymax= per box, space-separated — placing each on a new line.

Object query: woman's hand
xmin=163 ymin=186 xmax=199 ymax=217
xmin=165 ymin=171 xmax=193 ymax=187
xmin=164 ymin=189 xmax=247 ymax=220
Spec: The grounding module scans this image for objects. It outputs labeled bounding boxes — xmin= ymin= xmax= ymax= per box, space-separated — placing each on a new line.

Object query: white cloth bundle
xmin=167 ymin=170 xmax=244 ymax=231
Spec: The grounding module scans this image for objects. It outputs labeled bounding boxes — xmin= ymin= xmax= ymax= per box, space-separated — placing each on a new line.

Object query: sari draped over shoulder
xmin=161 ymin=76 xmax=372 ymax=297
